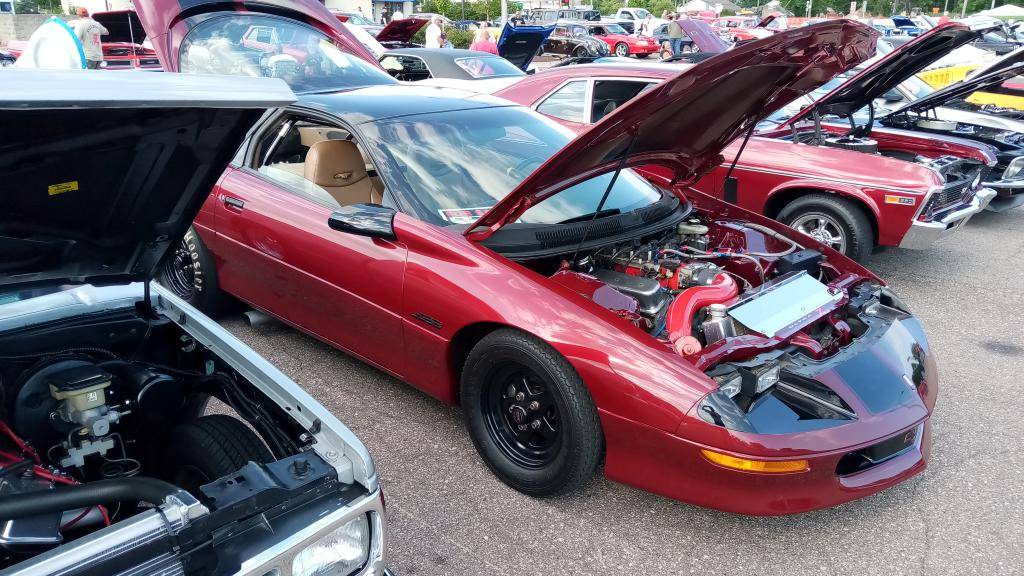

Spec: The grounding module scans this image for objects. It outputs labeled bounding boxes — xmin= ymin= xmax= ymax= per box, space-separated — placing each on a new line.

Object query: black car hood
xmin=783 ymin=22 xmax=982 ymax=126
xmin=497 ymin=24 xmax=554 ymax=70
xmin=93 ymin=10 xmax=147 ymax=44
xmin=0 ymin=70 xmax=295 ymax=291
xmin=894 ymin=61 xmax=1024 ymax=114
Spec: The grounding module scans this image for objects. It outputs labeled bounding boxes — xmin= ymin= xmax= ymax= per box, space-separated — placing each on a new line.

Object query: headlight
xmin=1002 ymin=156 xmax=1024 ymax=180
xmin=292 ymin=515 xmax=370 ymax=576
xmin=714 ymin=363 xmax=780 ymax=398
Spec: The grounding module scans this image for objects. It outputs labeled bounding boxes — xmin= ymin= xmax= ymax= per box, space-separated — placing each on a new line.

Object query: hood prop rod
xmin=721 ymin=121 xmax=757 ymax=204
xmin=568 ymin=133 xmax=638 ymax=267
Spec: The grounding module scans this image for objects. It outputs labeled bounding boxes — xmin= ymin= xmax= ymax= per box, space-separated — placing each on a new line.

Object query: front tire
xmin=163 ymin=415 xmax=272 ymax=495
xmin=461 ymin=329 xmax=602 ymax=496
xmin=158 ymin=227 xmax=234 ymax=314
xmin=614 ymin=42 xmax=630 ymax=57
xmin=778 ymin=193 xmax=873 ymax=262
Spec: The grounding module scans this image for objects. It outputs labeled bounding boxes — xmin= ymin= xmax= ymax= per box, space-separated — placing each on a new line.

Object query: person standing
xmin=380 ymin=6 xmax=390 ymax=25
xmin=666 ymin=13 xmax=684 ymax=55
xmin=425 ymin=15 xmax=443 ymax=48
xmin=469 ymin=27 xmax=498 ymax=53
xmin=392 ymin=7 xmax=405 ymax=19
xmin=70 ymin=7 xmax=108 ymax=69
xmin=639 ymin=13 xmax=654 ymax=37
xmin=510 ymin=11 xmax=525 ymax=26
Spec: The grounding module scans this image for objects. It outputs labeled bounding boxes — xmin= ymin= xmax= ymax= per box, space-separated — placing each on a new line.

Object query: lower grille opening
xmin=835 ymin=425 xmax=920 ymax=476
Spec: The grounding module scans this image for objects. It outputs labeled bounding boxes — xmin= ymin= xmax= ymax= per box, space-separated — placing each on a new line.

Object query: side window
xmin=254 ymin=117 xmax=386 ymax=209
xmin=536 ymin=80 xmax=587 ymax=124
xmin=621 ymin=12 xmax=634 ymax=20
xmin=591 ymin=26 xmax=604 ymax=35
xmin=255 ymin=27 xmax=273 ymax=43
xmin=554 ymin=26 xmax=567 ymax=36
xmin=592 ymin=80 xmax=656 ymax=122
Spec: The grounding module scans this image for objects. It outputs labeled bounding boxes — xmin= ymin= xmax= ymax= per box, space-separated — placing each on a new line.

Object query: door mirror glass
xmin=328 ymin=204 xmax=396 ymax=239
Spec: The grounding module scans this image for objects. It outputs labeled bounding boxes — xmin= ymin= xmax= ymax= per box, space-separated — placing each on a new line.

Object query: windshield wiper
xmin=559 ymin=208 xmax=621 ymax=224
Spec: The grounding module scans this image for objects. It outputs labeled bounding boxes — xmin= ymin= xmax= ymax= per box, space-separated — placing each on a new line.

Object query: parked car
xmin=582 ymin=22 xmax=659 ymax=57
xmin=496 ymin=58 xmax=995 ymax=261
xmin=152 ymin=14 xmax=940 ymax=515
xmin=332 ymin=10 xmax=384 ymax=36
xmin=608 ymin=7 xmax=666 ymax=34
xmin=543 ymin=22 xmax=610 ymax=57
xmin=374 ymin=16 xmax=428 ymax=49
xmin=0 ymin=70 xmax=387 ymax=576
xmin=6 ymin=10 xmax=161 ymax=70
xmin=530 ymin=8 xmax=583 ymax=24
xmin=0 ymin=49 xmax=13 ymax=67
xmin=777 ymin=23 xmax=1024 ymax=213
xmin=380 ymin=48 xmax=526 ymax=92
xmin=651 ymin=18 xmax=730 ymax=55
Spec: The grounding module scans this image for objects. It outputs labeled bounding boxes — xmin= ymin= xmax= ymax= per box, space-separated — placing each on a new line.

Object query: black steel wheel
xmin=461 ymin=329 xmax=602 ymax=496
xmin=482 ymin=365 xmax=562 ymax=469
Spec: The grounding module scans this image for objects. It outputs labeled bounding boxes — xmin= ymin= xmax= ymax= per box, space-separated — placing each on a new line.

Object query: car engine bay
xmin=535 ymin=207 xmax=921 ymax=433
xmin=0 ymin=307 xmax=345 ymax=571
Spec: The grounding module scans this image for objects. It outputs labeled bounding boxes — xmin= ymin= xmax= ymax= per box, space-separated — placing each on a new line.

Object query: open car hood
xmin=94 ymin=10 xmax=147 ymax=45
xmin=134 ymin=0 xmax=377 ymax=70
xmin=375 ymin=17 xmax=428 ymax=43
xmin=893 ymin=60 xmax=1024 ymax=114
xmin=782 ymin=22 xmax=981 ymax=127
xmin=465 ymin=20 xmax=879 ymax=239
xmin=498 ymin=24 xmax=554 ymax=70
xmin=679 ymin=19 xmax=730 ymax=53
xmin=0 ymin=70 xmax=294 ymax=291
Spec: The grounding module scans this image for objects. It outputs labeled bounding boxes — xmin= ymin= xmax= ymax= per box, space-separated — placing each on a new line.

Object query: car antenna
xmin=569 ymin=133 xmax=639 ymax=269
xmin=721 ymin=121 xmax=757 ymax=205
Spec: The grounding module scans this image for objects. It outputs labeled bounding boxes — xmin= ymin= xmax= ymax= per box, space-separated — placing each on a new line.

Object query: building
xmin=324 ymin=0 xmax=412 ymax=24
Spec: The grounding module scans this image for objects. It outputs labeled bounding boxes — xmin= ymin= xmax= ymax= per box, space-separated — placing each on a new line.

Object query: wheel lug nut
xmin=515 ymin=392 xmax=525 ymax=401
xmin=528 ymin=401 xmax=539 ymax=411
xmin=518 ymin=424 xmax=527 ymax=431
xmin=531 ymin=420 xmax=541 ymax=429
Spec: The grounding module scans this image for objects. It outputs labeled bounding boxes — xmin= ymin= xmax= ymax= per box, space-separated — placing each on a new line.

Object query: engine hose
xmin=0 ymin=477 xmax=179 ymax=521
xmin=665 ymin=273 xmax=738 ymax=356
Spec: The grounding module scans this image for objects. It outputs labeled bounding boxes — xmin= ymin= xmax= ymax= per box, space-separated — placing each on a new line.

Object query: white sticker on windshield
xmin=439 ymin=207 xmax=491 ymax=224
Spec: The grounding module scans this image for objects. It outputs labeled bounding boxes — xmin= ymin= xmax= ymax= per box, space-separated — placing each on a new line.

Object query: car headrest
xmin=305 ymin=140 xmax=368 ymax=187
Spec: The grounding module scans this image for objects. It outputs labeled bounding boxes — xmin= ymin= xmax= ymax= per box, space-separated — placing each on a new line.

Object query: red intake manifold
xmin=666 ymin=273 xmax=738 ymax=356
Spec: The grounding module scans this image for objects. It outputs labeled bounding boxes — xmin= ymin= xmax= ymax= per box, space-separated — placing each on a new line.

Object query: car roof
xmin=298 ymin=85 xmax=519 ymax=124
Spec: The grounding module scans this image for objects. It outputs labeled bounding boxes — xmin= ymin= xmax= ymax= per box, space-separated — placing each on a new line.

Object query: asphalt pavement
xmin=222 ymin=206 xmax=1024 ymax=576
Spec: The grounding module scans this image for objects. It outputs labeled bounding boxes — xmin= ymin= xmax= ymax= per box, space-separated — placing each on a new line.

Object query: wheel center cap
xmin=509 ymin=405 xmax=527 ymax=425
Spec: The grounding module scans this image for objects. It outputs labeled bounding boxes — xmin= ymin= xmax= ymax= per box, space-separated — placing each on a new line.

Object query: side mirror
xmin=882 ymin=89 xmax=904 ymax=103
xmin=328 ymin=204 xmax=397 ymax=240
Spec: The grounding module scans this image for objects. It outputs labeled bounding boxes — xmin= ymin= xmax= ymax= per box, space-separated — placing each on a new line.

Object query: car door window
xmin=536 ymin=80 xmax=587 ymax=124
xmin=621 ymin=12 xmax=634 ymax=20
xmin=255 ymin=116 xmax=386 ymax=209
xmin=379 ymin=54 xmax=430 ymax=81
xmin=554 ymin=26 xmax=567 ymax=36
xmin=591 ymin=80 xmax=657 ymax=122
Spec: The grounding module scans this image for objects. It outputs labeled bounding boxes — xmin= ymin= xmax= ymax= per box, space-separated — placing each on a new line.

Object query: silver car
xmin=0 ymin=70 xmax=387 ymax=576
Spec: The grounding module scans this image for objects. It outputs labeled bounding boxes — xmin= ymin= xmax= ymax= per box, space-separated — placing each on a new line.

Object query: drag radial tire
xmin=163 ymin=415 xmax=272 ymax=495
xmin=461 ymin=329 xmax=602 ymax=496
xmin=158 ymin=227 xmax=234 ymax=315
xmin=777 ymin=193 xmax=874 ymax=262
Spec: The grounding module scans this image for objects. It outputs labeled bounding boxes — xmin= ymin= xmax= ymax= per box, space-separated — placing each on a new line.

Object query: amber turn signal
xmin=701 ymin=449 xmax=809 ymax=473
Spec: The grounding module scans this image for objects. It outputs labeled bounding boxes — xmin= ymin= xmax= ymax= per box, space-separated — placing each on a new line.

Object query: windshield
xmin=455 ymin=56 xmax=525 ymax=78
xmin=342 ymin=13 xmax=374 ymax=26
xmin=634 ymin=9 xmax=652 ymax=19
xmin=359 ymin=106 xmax=662 ymax=226
xmin=179 ymin=14 xmax=395 ymax=92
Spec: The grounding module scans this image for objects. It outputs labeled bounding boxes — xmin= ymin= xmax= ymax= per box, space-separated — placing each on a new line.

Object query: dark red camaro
xmin=142 ymin=0 xmax=936 ymax=515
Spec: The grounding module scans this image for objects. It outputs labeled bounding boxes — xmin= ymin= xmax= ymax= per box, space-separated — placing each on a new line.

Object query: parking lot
xmin=223 ymin=207 xmax=1023 ymax=576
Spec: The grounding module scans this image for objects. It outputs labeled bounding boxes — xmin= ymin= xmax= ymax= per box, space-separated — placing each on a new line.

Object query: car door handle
xmin=223 ymin=196 xmax=245 ymax=210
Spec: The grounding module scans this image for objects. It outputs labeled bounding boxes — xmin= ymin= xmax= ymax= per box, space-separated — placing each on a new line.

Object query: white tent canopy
xmin=977 ymin=4 xmax=1024 ymax=17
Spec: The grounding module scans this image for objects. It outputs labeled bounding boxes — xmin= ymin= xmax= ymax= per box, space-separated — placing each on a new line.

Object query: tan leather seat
xmin=304 ymin=140 xmax=380 ymax=206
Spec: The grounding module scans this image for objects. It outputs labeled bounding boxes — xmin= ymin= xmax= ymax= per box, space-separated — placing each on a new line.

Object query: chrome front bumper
xmin=899 ymin=187 xmax=997 ymax=249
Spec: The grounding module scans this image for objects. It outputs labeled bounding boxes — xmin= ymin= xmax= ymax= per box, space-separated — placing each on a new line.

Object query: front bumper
xmin=899 ymin=187 xmax=996 ymax=249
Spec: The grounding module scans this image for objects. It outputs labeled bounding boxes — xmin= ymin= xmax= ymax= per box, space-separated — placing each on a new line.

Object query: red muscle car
xmin=496 ymin=58 xmax=996 ymax=261
xmin=142 ymin=2 xmax=938 ymax=516
xmin=582 ymin=21 xmax=659 ymax=57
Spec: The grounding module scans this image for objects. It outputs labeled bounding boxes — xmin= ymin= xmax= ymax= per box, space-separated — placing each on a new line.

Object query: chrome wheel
xmin=615 ymin=43 xmax=629 ymax=57
xmin=791 ymin=212 xmax=847 ymax=253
